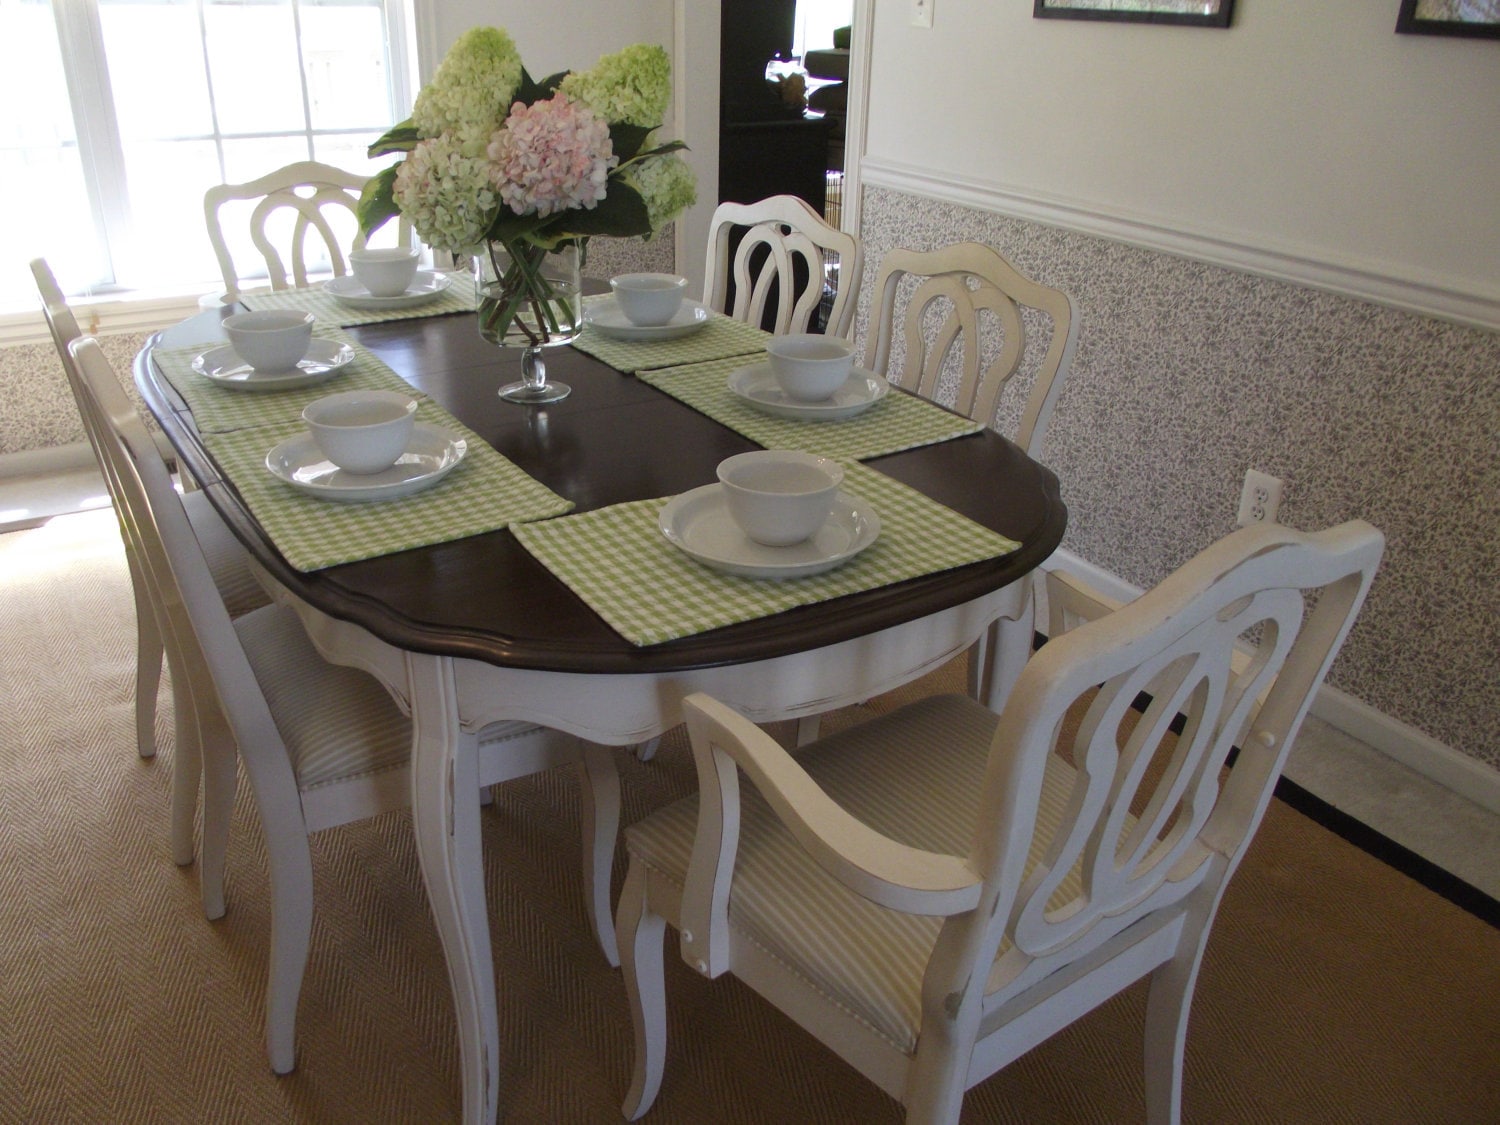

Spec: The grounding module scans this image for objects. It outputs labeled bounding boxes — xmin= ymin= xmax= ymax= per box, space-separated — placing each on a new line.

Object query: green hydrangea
xmin=559 ymin=44 xmax=671 ymax=128
xmin=629 ymin=152 xmax=697 ymax=234
xmin=412 ymin=27 xmax=523 ymax=153
xmin=392 ymin=133 xmax=499 ymax=253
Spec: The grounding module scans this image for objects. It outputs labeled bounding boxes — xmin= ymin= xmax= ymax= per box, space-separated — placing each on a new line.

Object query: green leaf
xmin=608 ymin=123 xmax=654 ymax=164
xmin=356 ymin=165 xmax=401 ymax=237
xmin=367 ymin=121 xmax=420 ymax=158
xmin=514 ymin=66 xmax=570 ymax=107
xmin=615 ymin=138 xmax=689 ymax=174
xmin=543 ymin=183 xmax=653 ymax=241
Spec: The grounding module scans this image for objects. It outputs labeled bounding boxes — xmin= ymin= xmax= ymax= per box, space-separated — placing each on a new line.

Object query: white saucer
xmin=584 ymin=298 xmax=711 ymax=341
xmin=325 ymin=270 xmax=453 ymax=310
xmin=728 ymin=362 xmax=890 ymax=422
xmin=659 ymin=483 xmax=879 ymax=579
xmin=193 ymin=340 xmax=355 ymax=391
xmin=265 ymin=422 xmax=467 ymax=502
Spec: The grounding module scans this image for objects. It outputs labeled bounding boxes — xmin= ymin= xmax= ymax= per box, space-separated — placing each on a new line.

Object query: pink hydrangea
xmin=487 ymin=93 xmax=616 ymax=218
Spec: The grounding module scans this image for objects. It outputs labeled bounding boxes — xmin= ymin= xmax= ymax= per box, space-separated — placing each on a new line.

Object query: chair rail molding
xmin=860 ymin=159 xmax=1500 ymax=334
xmin=1038 ymin=548 xmax=1500 ymax=818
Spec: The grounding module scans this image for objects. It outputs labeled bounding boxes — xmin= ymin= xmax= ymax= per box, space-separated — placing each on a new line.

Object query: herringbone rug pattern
xmin=2 ymin=509 xmax=1498 ymax=1123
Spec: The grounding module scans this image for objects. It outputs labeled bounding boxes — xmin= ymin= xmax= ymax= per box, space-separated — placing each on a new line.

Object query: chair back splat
xmin=703 ymin=194 xmax=864 ymax=338
xmin=865 ymin=242 xmax=1079 ymax=456
xmin=615 ymin=518 xmax=1383 ymax=1123
xmin=203 ymin=159 xmax=413 ymax=304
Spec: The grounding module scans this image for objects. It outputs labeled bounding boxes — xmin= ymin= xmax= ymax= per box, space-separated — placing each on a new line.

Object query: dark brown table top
xmin=136 ymin=305 xmax=1066 ymax=676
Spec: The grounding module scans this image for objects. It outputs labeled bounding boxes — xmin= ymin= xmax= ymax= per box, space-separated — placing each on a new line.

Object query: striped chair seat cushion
xmin=626 ymin=692 xmax=1084 ymax=1054
xmin=236 ymin=603 xmax=411 ymax=791
xmin=184 ymin=489 xmax=269 ymax=618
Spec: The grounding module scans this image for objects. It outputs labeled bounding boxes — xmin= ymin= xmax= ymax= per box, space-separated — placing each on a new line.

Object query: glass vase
xmin=473 ymin=237 xmax=582 ymax=404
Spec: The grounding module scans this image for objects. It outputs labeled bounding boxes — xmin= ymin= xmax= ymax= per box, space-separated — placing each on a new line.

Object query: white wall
xmin=863 ymin=0 xmax=1500 ymax=311
xmin=414 ymin=2 xmax=671 ymax=82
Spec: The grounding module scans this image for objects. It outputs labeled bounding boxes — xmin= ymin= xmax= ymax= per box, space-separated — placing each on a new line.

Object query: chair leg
xmin=166 ymin=651 xmax=200 ymax=868
xmin=1143 ymin=901 xmax=1217 ymax=1125
xmin=795 ymin=715 xmax=821 ymax=746
xmin=263 ymin=819 xmax=317 ymax=1076
xmin=578 ymin=742 xmax=622 ymax=966
xmin=634 ymin=736 xmax=661 ymax=762
xmin=129 ymin=561 xmax=163 ymax=760
xmin=197 ymin=704 xmax=237 ymax=921
xmin=618 ymin=863 xmax=669 ymax=1121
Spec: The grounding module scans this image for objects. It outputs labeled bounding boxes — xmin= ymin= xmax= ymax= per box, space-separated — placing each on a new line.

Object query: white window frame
xmin=3 ymin=0 xmax=418 ymax=343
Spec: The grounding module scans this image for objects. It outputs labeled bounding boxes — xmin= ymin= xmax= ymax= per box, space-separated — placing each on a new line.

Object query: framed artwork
xmin=1396 ymin=1 xmax=1500 ymax=38
xmin=1033 ymin=1 xmax=1234 ymax=27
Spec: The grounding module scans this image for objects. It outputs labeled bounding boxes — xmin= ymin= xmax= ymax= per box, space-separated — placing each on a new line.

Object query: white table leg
xmin=972 ymin=578 xmax=1036 ymax=713
xmin=407 ymin=652 xmax=498 ymax=1125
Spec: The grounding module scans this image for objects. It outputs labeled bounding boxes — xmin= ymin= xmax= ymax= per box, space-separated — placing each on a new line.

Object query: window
xmin=0 ymin=0 xmax=414 ymax=311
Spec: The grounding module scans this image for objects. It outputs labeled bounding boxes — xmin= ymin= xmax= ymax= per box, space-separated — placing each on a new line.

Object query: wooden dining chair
xmin=857 ymin=241 xmax=1082 ymax=719
xmin=31 ymin=258 xmax=270 ymax=871
xmin=68 ymin=336 xmax=621 ymax=1076
xmin=703 ymin=194 xmax=864 ymax=337
xmin=203 ymin=160 xmax=413 ymax=305
xmin=616 ymin=518 xmax=1383 ymax=1123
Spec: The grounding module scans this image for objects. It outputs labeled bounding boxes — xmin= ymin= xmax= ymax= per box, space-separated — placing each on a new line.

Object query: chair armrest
xmin=678 ymin=692 xmax=981 ymax=977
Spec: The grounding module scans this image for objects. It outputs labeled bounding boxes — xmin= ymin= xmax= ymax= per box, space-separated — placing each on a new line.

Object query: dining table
xmin=135 ymin=278 xmax=1066 ymax=1124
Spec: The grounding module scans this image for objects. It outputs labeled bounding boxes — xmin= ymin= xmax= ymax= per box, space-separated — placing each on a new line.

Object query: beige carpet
xmin=3 ymin=508 xmax=1498 ymax=1124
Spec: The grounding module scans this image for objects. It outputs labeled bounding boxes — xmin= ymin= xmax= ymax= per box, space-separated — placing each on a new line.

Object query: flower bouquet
xmin=358 ymin=27 xmax=696 ymax=400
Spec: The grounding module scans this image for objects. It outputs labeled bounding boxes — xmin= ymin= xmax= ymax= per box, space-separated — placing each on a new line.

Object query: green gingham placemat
xmin=151 ymin=327 xmax=422 ymax=434
xmin=239 ymin=271 xmax=478 ymax=326
xmin=512 ymin=460 xmax=1019 ymax=647
xmin=202 ymin=399 xmax=574 ymax=572
xmin=638 ymin=356 xmax=986 ymax=461
xmin=569 ymin=294 xmax=772 ymax=373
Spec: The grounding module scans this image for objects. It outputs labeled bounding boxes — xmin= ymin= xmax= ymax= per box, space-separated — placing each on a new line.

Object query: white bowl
xmin=223 ymin=310 xmax=315 ymax=373
xmin=610 ymin=273 xmax=688 ymax=327
xmin=350 ymin=247 xmax=421 ymax=298
xmin=765 ymin=333 xmax=855 ymax=402
xmin=716 ymin=450 xmax=844 ymax=547
xmin=302 ymin=390 xmax=418 ymax=475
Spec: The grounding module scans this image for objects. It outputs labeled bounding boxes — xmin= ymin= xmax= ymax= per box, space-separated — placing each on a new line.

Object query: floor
xmin=4 ymin=465 xmax=1497 ymax=910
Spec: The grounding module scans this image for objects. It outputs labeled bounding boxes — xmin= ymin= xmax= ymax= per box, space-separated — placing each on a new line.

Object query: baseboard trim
xmin=860 ymin=159 xmax=1500 ymax=333
xmin=1039 ymin=547 xmax=1500 ymax=816
xmin=0 ymin=442 xmax=96 ymax=478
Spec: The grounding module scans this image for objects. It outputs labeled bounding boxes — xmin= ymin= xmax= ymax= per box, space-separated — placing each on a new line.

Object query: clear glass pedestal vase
xmin=473 ymin=238 xmax=582 ymax=404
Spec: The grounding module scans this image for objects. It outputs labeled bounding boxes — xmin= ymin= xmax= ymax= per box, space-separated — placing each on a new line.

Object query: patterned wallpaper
xmin=858 ymin=186 xmax=1499 ymax=770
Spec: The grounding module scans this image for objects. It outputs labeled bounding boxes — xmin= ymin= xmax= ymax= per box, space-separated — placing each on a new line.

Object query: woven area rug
xmin=2 ymin=508 xmax=1498 ymax=1123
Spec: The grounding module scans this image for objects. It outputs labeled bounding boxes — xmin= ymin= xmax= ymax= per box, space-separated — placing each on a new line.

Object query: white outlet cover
xmin=912 ymin=0 xmax=935 ymax=29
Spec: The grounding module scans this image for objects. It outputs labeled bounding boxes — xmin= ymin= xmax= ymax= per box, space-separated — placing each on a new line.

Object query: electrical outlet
xmin=1237 ymin=469 xmax=1284 ymax=527
xmin=912 ymin=0 xmax=935 ymax=29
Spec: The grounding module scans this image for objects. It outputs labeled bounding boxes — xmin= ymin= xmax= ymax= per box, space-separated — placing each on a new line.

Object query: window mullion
xmin=52 ymin=0 xmax=131 ymax=288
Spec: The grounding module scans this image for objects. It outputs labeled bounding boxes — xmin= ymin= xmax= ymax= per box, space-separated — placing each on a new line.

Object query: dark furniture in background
xmin=719 ymin=0 xmax=829 ymax=216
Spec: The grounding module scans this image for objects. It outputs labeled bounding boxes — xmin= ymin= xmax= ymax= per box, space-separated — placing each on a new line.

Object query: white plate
xmin=584 ymin=298 xmax=711 ymax=341
xmin=659 ymin=483 xmax=879 ymax=579
xmin=728 ymin=362 xmax=890 ymax=422
xmin=192 ymin=340 xmax=355 ymax=391
xmin=265 ymin=421 xmax=467 ymax=503
xmin=324 ymin=270 xmax=454 ymax=310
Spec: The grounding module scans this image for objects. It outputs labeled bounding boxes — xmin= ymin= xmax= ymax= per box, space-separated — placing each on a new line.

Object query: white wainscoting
xmin=861 ymin=159 xmax=1500 ymax=334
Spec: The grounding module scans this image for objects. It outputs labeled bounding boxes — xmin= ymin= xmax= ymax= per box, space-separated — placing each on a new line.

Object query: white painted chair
xmin=857 ymin=242 xmax=1082 ymax=723
xmin=203 ymin=160 xmax=410 ymax=305
xmin=68 ymin=337 xmax=621 ymax=1076
xmin=865 ymin=242 xmax=1079 ymax=455
xmin=703 ymin=194 xmax=864 ymax=338
xmin=616 ymin=518 xmax=1383 ymax=1123
xmin=31 ymin=258 xmax=269 ymax=870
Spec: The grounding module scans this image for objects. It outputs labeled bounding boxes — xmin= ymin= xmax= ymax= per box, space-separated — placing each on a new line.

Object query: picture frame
xmin=1395 ymin=1 xmax=1500 ymax=38
xmin=1033 ymin=1 xmax=1235 ymax=27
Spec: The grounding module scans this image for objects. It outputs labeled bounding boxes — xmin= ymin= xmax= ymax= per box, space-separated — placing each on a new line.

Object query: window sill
xmin=1 ymin=286 xmax=219 ymax=349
